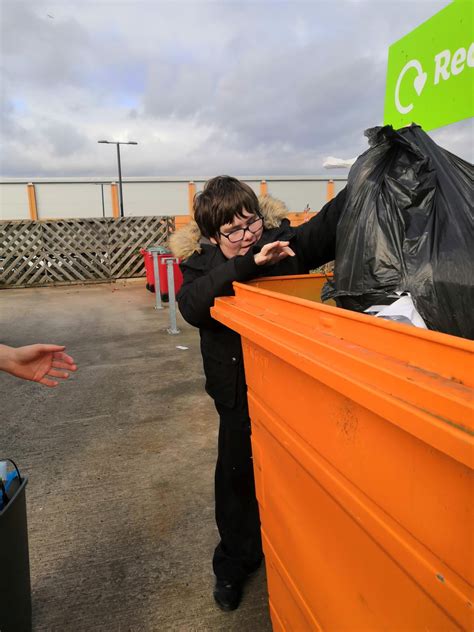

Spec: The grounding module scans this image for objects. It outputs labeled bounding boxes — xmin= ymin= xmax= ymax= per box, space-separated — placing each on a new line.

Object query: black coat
xmin=177 ymin=188 xmax=347 ymax=408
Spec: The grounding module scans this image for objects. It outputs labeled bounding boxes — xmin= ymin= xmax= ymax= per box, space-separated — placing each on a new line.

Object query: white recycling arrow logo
xmin=395 ymin=59 xmax=428 ymax=114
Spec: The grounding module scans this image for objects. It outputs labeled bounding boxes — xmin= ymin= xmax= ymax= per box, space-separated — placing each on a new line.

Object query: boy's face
xmin=210 ymin=208 xmax=264 ymax=259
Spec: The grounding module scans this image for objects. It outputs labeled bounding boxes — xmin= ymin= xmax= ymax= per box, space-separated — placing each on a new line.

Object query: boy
xmin=170 ymin=176 xmax=346 ymax=611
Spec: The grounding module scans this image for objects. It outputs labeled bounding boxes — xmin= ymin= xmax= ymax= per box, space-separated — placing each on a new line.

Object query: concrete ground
xmin=0 ymin=280 xmax=272 ymax=632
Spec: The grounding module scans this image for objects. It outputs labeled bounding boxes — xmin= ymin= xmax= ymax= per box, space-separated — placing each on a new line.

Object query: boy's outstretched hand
xmin=254 ymin=241 xmax=295 ymax=266
xmin=0 ymin=344 xmax=77 ymax=387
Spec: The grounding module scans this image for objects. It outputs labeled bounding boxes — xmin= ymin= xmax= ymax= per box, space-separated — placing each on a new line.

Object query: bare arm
xmin=0 ymin=344 xmax=77 ymax=387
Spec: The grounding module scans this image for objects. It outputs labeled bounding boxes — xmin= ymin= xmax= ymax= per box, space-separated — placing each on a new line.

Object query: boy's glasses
xmin=220 ymin=216 xmax=263 ymax=243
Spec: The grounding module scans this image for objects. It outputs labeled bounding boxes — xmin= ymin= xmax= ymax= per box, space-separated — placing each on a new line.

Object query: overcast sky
xmin=1 ymin=0 xmax=472 ymax=178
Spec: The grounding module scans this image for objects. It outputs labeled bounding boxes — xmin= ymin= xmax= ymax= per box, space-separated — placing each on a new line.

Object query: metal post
xmin=166 ymin=258 xmax=180 ymax=334
xmin=98 ymin=140 xmax=137 ymax=218
xmin=100 ymin=184 xmax=105 ymax=217
xmin=95 ymin=183 xmax=106 ymax=217
xmin=152 ymin=251 xmax=162 ymax=310
xmin=116 ymin=143 xmax=124 ymax=218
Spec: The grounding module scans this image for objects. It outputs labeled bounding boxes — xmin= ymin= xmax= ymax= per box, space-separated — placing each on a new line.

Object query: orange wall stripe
xmin=111 ymin=183 xmax=120 ymax=219
xmin=188 ymin=181 xmax=196 ymax=215
xmin=27 ymin=183 xmax=38 ymax=220
xmin=175 ymin=215 xmax=192 ymax=230
xmin=327 ymin=179 xmax=335 ymax=201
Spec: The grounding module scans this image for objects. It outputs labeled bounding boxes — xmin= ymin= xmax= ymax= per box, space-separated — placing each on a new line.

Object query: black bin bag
xmin=323 ymin=124 xmax=474 ymax=340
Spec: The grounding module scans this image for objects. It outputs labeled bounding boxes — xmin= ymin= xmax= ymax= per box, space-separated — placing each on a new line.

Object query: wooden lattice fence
xmin=0 ymin=217 xmax=173 ymax=288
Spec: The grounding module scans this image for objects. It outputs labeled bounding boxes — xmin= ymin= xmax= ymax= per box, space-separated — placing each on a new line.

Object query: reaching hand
xmin=0 ymin=344 xmax=77 ymax=388
xmin=254 ymin=241 xmax=296 ymax=266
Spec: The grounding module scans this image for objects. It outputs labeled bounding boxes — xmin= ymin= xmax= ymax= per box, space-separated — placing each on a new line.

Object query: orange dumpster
xmin=211 ymin=274 xmax=474 ymax=632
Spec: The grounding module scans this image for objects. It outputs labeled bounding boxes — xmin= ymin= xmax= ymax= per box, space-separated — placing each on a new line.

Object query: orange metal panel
xmin=211 ymin=275 xmax=474 ymax=631
xmin=110 ymin=182 xmax=120 ymax=219
xmin=286 ymin=212 xmax=317 ymax=227
xmin=327 ymin=179 xmax=335 ymax=200
xmin=27 ymin=183 xmax=38 ymax=220
xmin=250 ymin=274 xmax=333 ymax=303
xmin=175 ymin=215 xmax=192 ymax=230
xmin=188 ymin=181 xmax=196 ymax=215
xmin=286 ymin=212 xmax=301 ymax=227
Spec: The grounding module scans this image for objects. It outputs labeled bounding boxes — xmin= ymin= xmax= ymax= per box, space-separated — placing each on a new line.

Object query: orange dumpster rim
xmin=243 ymin=275 xmax=474 ymax=353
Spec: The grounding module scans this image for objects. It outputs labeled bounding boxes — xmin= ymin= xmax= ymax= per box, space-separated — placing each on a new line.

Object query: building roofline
xmin=0 ymin=175 xmax=349 ymax=184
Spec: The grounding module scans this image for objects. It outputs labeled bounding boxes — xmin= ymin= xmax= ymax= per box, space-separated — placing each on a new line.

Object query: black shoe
xmin=213 ymin=579 xmax=243 ymax=611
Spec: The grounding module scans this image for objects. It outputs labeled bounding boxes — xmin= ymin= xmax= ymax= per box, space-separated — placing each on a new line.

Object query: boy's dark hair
xmin=193 ymin=175 xmax=260 ymax=239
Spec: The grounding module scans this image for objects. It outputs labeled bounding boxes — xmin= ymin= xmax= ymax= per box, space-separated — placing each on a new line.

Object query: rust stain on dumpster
xmin=337 ymin=403 xmax=359 ymax=442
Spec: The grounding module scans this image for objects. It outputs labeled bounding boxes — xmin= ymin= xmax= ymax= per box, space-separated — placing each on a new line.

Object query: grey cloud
xmin=0 ymin=99 xmax=29 ymax=142
xmin=40 ymin=121 xmax=89 ymax=156
xmin=430 ymin=118 xmax=474 ymax=163
xmin=209 ymin=52 xmax=385 ymax=151
xmin=142 ymin=62 xmax=217 ymax=119
xmin=1 ymin=1 xmax=91 ymax=87
xmin=0 ymin=0 xmax=470 ymax=179
xmin=138 ymin=0 xmax=438 ymax=159
xmin=0 ymin=146 xmax=43 ymax=177
xmin=1 ymin=0 xmax=147 ymax=101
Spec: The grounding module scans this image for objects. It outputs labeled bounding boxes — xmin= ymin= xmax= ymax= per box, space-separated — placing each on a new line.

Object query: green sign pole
xmin=384 ymin=0 xmax=473 ymax=131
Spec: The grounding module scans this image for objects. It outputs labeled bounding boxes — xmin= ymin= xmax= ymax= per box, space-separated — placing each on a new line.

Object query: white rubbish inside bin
xmin=365 ymin=294 xmax=427 ymax=329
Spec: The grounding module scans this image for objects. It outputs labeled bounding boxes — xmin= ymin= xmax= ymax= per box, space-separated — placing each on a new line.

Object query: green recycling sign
xmin=384 ymin=0 xmax=473 ymax=131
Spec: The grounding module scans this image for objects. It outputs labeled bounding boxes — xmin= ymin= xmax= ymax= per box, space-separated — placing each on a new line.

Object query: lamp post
xmin=98 ymin=140 xmax=138 ymax=217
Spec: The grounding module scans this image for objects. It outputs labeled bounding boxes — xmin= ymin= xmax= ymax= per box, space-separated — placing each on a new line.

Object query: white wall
xmin=0 ymin=177 xmax=348 ymax=220
xmin=121 ymin=181 xmax=188 ymax=216
xmin=264 ymin=180 xmax=328 ymax=212
xmin=0 ymin=184 xmax=30 ymax=220
xmin=334 ymin=179 xmax=346 ymax=195
xmin=34 ymin=183 xmax=113 ymax=219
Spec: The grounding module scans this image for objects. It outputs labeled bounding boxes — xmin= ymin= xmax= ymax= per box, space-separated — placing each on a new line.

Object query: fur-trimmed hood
xmin=169 ymin=194 xmax=289 ymax=260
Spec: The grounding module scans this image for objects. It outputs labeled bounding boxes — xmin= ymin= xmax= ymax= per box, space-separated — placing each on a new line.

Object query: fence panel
xmin=41 ymin=219 xmax=110 ymax=284
xmin=106 ymin=216 xmax=171 ymax=279
xmin=0 ymin=217 xmax=173 ymax=288
xmin=0 ymin=221 xmax=48 ymax=287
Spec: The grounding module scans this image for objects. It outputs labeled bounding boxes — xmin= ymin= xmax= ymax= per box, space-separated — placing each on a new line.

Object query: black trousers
xmin=212 ymin=382 xmax=263 ymax=582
